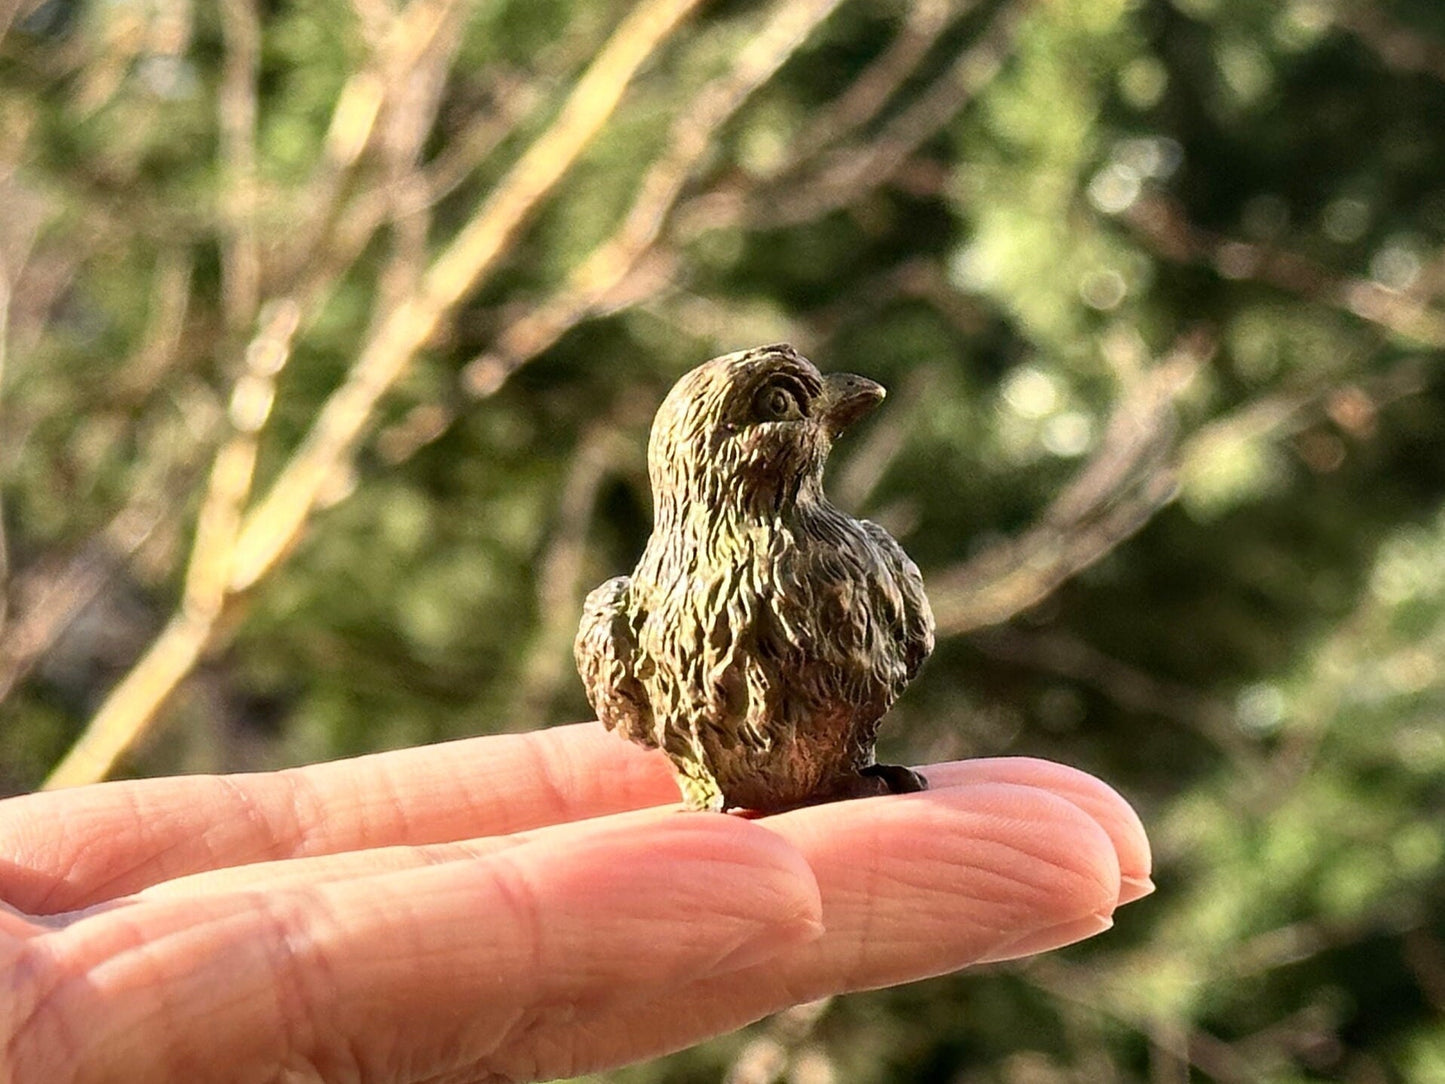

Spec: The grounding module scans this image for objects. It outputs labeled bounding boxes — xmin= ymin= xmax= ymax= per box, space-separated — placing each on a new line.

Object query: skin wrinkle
xmin=41 ymin=840 xmax=164 ymax=920
xmin=217 ymin=774 xmax=305 ymax=863
xmin=855 ymin=849 xmax=1028 ymax=925
xmin=913 ymin=838 xmax=1115 ymax=930
xmin=58 ymin=890 xmax=353 ymax=1078
xmin=6 ymin=789 xmax=146 ymax=914
xmin=927 ymin=835 xmax=1107 ymax=912
xmin=143 ymin=772 xmax=319 ymax=897
xmin=666 ymin=850 xmax=823 ymax=967
xmin=27 ymin=776 xmax=294 ymax=914
xmin=374 ymin=894 xmax=479 ymax=1084
xmin=514 ymin=733 xmax=577 ymax=834
xmin=132 ymin=839 xmax=478 ymax=902
xmin=930 ymin=757 xmax=1146 ymax=815
xmin=367 ymin=758 xmax=419 ymax=857
xmin=9 ymin=790 xmax=155 ymax=912
xmin=486 ymin=1000 xmax=589 ymax=1084
xmin=827 ymin=814 xmax=883 ymax=993
xmin=1 ymin=727 xmax=662 ymax=911
xmin=474 ymin=850 xmax=548 ymax=995
xmin=2 ymin=938 xmax=71 ymax=1081
xmin=348 ymin=901 xmax=427 ymax=1084
xmin=779 ymin=785 xmax=1121 ymax=910
xmin=273 ymin=766 xmax=341 ymax=858
xmin=987 ymin=815 xmax=1120 ymax=905
xmin=824 ymin=876 xmax=994 ymax=984
xmin=931 ymin=760 xmax=1153 ymax=882
xmin=132 ymin=786 xmax=1092 ymax=988
xmin=471 ymin=825 xmax=820 ymax=1082
xmin=920 ymin=783 xmax=1124 ymax=896
xmin=454 ymin=1003 xmax=532 ymax=1084
xmin=335 ymin=751 xmax=471 ymax=850
xmin=134 ymin=806 xmax=692 ymax=903
xmin=256 ymin=889 xmax=346 ymax=1079
xmin=61 ymin=909 xmax=197 ymax=1076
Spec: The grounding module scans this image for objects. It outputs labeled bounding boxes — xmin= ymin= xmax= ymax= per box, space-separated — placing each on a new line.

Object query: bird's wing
xmin=859 ymin=519 xmax=936 ymax=681
xmin=574 ymin=575 xmax=657 ymax=746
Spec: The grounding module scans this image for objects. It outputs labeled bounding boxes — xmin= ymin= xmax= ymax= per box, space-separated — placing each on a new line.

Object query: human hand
xmin=0 ymin=723 xmax=1152 ymax=1082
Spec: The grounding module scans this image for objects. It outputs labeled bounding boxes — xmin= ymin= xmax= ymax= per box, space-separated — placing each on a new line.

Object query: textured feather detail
xmin=574 ymin=575 xmax=656 ymax=747
xmin=859 ymin=518 xmax=935 ymax=682
xmin=575 ymin=345 xmax=934 ymax=812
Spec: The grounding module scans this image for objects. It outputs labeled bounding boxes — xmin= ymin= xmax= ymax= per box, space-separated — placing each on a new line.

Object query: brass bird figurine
xmin=575 ymin=344 xmax=934 ymax=813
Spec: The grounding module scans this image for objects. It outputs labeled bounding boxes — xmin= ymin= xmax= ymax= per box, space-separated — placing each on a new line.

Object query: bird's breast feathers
xmin=632 ymin=512 xmax=930 ymax=711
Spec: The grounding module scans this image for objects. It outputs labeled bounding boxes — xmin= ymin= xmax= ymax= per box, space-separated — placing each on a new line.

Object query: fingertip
xmin=516 ymin=783 xmax=1142 ymax=1066
xmin=974 ymin=911 xmax=1116 ymax=965
xmin=921 ymin=757 xmax=1153 ymax=901
xmin=758 ymin=779 xmax=1126 ymax=984
xmin=907 ymin=780 xmax=1126 ymax=921
xmin=1118 ymin=874 xmax=1157 ymax=906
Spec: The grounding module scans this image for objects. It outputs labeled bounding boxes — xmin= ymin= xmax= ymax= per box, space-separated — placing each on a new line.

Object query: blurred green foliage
xmin=2 ymin=0 xmax=1444 ymax=1079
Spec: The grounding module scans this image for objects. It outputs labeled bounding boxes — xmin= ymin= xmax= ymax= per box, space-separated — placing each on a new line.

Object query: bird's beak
xmin=820 ymin=372 xmax=885 ymax=437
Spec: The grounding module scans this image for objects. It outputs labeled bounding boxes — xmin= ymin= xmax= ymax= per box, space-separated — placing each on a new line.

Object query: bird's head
xmin=647 ymin=344 xmax=884 ymax=523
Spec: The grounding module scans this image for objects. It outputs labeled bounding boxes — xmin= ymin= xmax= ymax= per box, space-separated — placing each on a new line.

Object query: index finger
xmin=0 ymin=723 xmax=678 ymax=914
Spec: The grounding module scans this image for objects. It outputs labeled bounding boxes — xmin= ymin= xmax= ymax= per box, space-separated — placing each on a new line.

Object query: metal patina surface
xmin=575 ymin=344 xmax=934 ymax=813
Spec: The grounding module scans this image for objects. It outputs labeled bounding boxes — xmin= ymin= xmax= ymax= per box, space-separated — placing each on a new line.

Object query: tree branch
xmin=1125 ymin=192 xmax=1445 ymax=347
xmin=728 ymin=0 xmax=1032 ymax=230
xmin=43 ymin=302 xmax=300 ymax=789
xmin=465 ymin=0 xmax=850 ymax=395
xmin=929 ymin=330 xmax=1211 ymax=636
xmin=40 ymin=0 xmax=707 ymax=787
xmin=217 ymin=0 xmax=262 ymax=334
xmin=228 ymin=0 xmax=705 ymax=595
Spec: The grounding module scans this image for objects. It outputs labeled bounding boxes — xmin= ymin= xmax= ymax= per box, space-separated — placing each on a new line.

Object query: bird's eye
xmin=756 ymin=384 xmax=800 ymax=421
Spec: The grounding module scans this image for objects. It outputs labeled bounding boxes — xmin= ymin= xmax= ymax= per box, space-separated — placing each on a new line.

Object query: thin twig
xmin=422 ymin=71 xmax=544 ymax=205
xmin=1022 ymin=957 xmax=1259 ymax=1084
xmin=771 ymin=0 xmax=957 ymax=175
xmin=830 ymin=362 xmax=943 ymax=511
xmin=931 ymin=343 xmax=1429 ymax=640
xmin=114 ymin=248 xmax=194 ymax=400
xmin=466 ymin=0 xmax=849 ymax=393
xmin=463 ymin=0 xmax=1000 ymax=394
xmin=1337 ymin=3 xmax=1445 ymax=84
xmin=0 ymin=443 xmax=212 ymax=708
xmin=507 ymin=422 xmax=640 ymax=726
xmin=710 ymin=0 xmax=1033 ymax=230
xmin=0 ymin=265 xmax=9 ymax=633
xmin=930 ymin=330 xmax=1211 ymax=635
xmin=41 ymin=0 xmax=706 ymax=787
xmin=971 ymin=625 xmax=1252 ymax=759
xmin=277 ymin=0 xmax=464 ymax=296
xmin=217 ymin=0 xmax=262 ymax=334
xmin=43 ymin=303 xmax=300 ymax=788
xmin=227 ymin=0 xmax=706 ymax=595
xmin=368 ymin=3 xmax=464 ymax=330
xmin=1125 ymin=192 xmax=1445 ymax=347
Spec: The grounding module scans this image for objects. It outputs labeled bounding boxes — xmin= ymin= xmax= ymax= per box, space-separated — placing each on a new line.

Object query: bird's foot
xmin=676 ymin=770 xmax=726 ymax=813
xmin=859 ymin=763 xmax=929 ymax=795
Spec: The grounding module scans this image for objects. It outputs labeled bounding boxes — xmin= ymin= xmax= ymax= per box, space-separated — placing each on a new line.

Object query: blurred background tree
xmin=2 ymin=0 xmax=1444 ymax=1079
